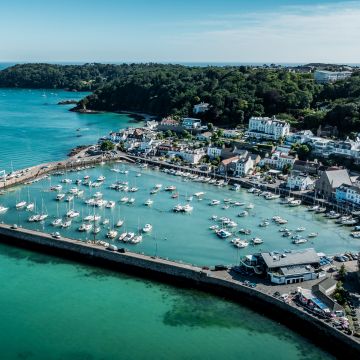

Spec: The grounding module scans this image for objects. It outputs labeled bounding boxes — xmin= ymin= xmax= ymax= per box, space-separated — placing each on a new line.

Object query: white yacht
xmin=142 ymin=224 xmax=152 ymax=233
xmin=289 ymin=200 xmax=301 ymax=207
xmin=296 ymin=227 xmax=306 ymax=232
xmin=127 ymin=198 xmax=135 ymax=204
xmin=118 ymin=232 xmax=127 ymax=241
xmin=130 ymin=235 xmax=142 ymax=244
xmin=78 ymin=223 xmax=92 ymax=232
xmin=308 ymin=232 xmax=318 ymax=238
xmin=56 ymin=193 xmax=65 ymax=201
xmin=0 ymin=205 xmax=9 ymax=214
xmin=97 ymin=175 xmax=106 ymax=182
xmin=51 ymin=218 xmax=62 ymax=227
xmin=106 ymin=230 xmax=118 ymax=239
xmin=84 ymin=214 xmax=101 ymax=222
xmin=232 ymin=239 xmax=249 ymax=248
xmin=123 ymin=232 xmax=135 ymax=242
xmin=61 ymin=220 xmax=72 ymax=228
xmin=106 ymin=200 xmax=116 ymax=209
xmin=238 ymin=210 xmax=248 ymax=217
xmin=16 ymin=201 xmax=27 ymax=209
xmin=67 ymin=210 xmax=80 ymax=218
xmin=251 ymin=237 xmax=263 ymax=245
xmin=120 ymin=197 xmax=129 ymax=203
xmin=182 ymin=204 xmax=193 ymax=212
xmin=293 ymin=238 xmax=307 ymax=244
xmin=26 ymin=203 xmax=34 ymax=211
xmin=144 ymin=199 xmax=153 ymax=206
xmin=210 ymin=200 xmax=220 ymax=206
xmin=116 ymin=219 xmax=124 ymax=227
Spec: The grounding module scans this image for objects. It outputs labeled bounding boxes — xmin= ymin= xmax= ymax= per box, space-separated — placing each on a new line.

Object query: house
xmin=218 ymin=156 xmax=239 ymax=175
xmin=235 ymin=154 xmax=254 ymax=177
xmin=286 ymin=130 xmax=314 ymax=145
xmin=207 ymin=146 xmax=222 ymax=159
xmin=223 ymin=129 xmax=241 ymax=138
xmin=241 ymin=248 xmax=320 ymax=285
xmin=168 ymin=148 xmax=205 ymax=165
xmin=293 ymin=160 xmax=320 ymax=175
xmin=317 ymin=125 xmax=338 ymax=138
xmin=335 ymin=183 xmax=360 ymax=206
xmin=196 ymin=131 xmax=212 ymax=141
xmin=286 ymin=170 xmax=315 ymax=191
xmin=314 ymin=70 xmax=352 ymax=83
xmin=246 ymin=116 xmax=290 ymax=140
xmin=193 ymin=102 xmax=209 ymax=114
xmin=316 ymin=169 xmax=352 ymax=199
xmin=157 ymin=117 xmax=184 ymax=133
xmin=181 ymin=117 xmax=202 ymax=130
xmin=260 ymin=151 xmax=296 ymax=170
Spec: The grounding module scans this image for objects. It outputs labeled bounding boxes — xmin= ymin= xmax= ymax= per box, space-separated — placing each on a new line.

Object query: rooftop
xmin=261 ymin=248 xmax=320 ymax=269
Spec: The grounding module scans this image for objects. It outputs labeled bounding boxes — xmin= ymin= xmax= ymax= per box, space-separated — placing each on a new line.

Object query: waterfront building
xmin=286 ymin=170 xmax=315 ymax=191
xmin=207 ymin=146 xmax=222 ymax=159
xmin=218 ymin=151 xmax=254 ymax=177
xmin=246 ymin=116 xmax=290 ymax=140
xmin=168 ymin=148 xmax=206 ymax=165
xmin=335 ymin=183 xmax=360 ymax=206
xmin=235 ymin=153 xmax=254 ymax=177
xmin=314 ymin=70 xmax=352 ymax=83
xmin=193 ymin=102 xmax=209 ymax=114
xmin=286 ymin=130 xmax=314 ymax=145
xmin=241 ymin=249 xmax=320 ymax=285
xmin=316 ymin=168 xmax=352 ymax=199
xmin=293 ymin=160 xmax=320 ymax=175
xmin=260 ymin=151 xmax=296 ymax=170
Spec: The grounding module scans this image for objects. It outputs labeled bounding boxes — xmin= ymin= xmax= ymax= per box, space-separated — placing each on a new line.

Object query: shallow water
xmin=0 ymin=242 xmax=333 ymax=360
xmin=0 ymin=88 xmax=138 ymax=172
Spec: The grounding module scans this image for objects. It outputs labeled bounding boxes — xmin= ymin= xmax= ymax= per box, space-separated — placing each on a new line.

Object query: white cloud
xmin=165 ymin=1 xmax=360 ymax=63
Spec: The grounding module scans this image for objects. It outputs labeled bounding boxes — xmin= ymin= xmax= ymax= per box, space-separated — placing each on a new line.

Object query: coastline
xmin=0 ymin=223 xmax=358 ymax=358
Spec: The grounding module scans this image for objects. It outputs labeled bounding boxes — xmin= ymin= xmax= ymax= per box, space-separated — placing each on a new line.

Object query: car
xmin=117 ymin=248 xmax=127 ymax=253
xmin=214 ymin=264 xmax=229 ymax=271
xmin=10 ymin=224 xmax=18 ymax=229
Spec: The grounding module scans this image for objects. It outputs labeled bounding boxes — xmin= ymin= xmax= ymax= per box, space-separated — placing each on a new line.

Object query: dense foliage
xmin=1 ymin=63 xmax=360 ymax=135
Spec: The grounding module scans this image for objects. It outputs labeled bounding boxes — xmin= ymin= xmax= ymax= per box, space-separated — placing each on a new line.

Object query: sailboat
xmin=16 ymin=189 xmax=27 ymax=209
xmin=26 ymin=189 xmax=34 ymax=211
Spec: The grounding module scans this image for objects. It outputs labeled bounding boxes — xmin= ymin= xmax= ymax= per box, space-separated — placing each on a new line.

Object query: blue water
xmin=0 ymin=89 xmax=138 ymax=172
xmin=0 ymin=88 xmax=335 ymax=359
xmin=0 ymin=162 xmax=358 ymax=266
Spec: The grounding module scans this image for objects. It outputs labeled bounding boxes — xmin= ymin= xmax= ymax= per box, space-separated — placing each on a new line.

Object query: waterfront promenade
xmin=0 ymin=222 xmax=359 ymax=357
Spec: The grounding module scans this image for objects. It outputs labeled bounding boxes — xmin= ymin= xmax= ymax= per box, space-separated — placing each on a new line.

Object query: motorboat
xmin=216 ymin=229 xmax=232 ymax=239
xmin=68 ymin=187 xmax=79 ymax=194
xmin=118 ymin=232 xmax=127 ymax=241
xmin=56 ymin=193 xmax=65 ymax=201
xmin=182 ymin=204 xmax=193 ymax=212
xmin=238 ymin=211 xmax=248 ymax=217
xmin=232 ymin=239 xmax=249 ymax=248
xmin=127 ymin=198 xmax=135 ymax=204
xmin=38 ymin=214 xmax=48 ymax=221
xmin=51 ymin=218 xmax=62 ymax=227
xmin=106 ymin=230 xmax=118 ymax=239
xmin=51 ymin=232 xmax=61 ymax=239
xmin=142 ymin=224 xmax=153 ymax=233
xmin=120 ymin=197 xmax=129 ymax=203
xmin=296 ymin=227 xmax=306 ymax=232
xmin=194 ymin=192 xmax=205 ymax=197
xmin=246 ymin=203 xmax=254 ymax=209
xmin=97 ymin=175 xmax=106 ymax=182
xmin=293 ymin=238 xmax=307 ymax=244
xmin=251 ymin=237 xmax=263 ymax=245
xmin=165 ymin=185 xmax=176 ymax=191
xmin=116 ymin=219 xmax=124 ymax=227
xmin=123 ymin=232 xmax=135 ymax=242
xmin=16 ymin=201 xmax=27 ymax=209
xmin=26 ymin=203 xmax=34 ymax=211
xmin=106 ymin=200 xmax=116 ymax=209
xmin=51 ymin=184 xmax=63 ymax=191
xmin=173 ymin=204 xmax=183 ymax=212
xmin=130 ymin=235 xmax=143 ymax=244
xmin=67 ymin=210 xmax=80 ymax=218
xmin=289 ymin=200 xmax=301 ymax=207
xmin=259 ymin=221 xmax=269 ymax=227
xmin=209 ymin=225 xmax=219 ymax=230
xmin=61 ymin=220 xmax=72 ymax=228
xmin=307 ymin=205 xmax=319 ymax=211
xmin=239 ymin=228 xmax=251 ymax=235
xmin=78 ymin=223 xmax=92 ymax=232
xmin=144 ymin=199 xmax=153 ymax=206
xmin=227 ymin=221 xmax=237 ymax=228
xmin=0 ymin=205 xmax=9 ymax=214
xmin=61 ymin=178 xmax=72 ymax=184
xmin=84 ymin=215 xmax=101 ymax=222
xmin=315 ymin=207 xmax=326 ymax=213
xmin=308 ymin=232 xmax=318 ymax=238
xmin=129 ymin=187 xmax=138 ymax=192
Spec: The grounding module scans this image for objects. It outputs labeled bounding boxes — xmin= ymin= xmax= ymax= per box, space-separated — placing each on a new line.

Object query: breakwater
xmin=0 ymin=223 xmax=358 ymax=357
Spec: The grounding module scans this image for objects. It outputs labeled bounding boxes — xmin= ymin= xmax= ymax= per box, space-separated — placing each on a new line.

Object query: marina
xmin=0 ymin=161 xmax=358 ymax=266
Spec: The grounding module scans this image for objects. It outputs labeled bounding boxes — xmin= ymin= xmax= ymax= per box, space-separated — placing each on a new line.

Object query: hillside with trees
xmin=1 ymin=63 xmax=360 ymax=136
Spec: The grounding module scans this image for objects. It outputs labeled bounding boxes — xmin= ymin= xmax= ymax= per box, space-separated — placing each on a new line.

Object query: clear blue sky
xmin=0 ymin=0 xmax=359 ymax=63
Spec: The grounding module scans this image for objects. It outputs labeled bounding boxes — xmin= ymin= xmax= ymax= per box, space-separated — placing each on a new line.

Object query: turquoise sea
xmin=0 ymin=89 xmax=334 ymax=359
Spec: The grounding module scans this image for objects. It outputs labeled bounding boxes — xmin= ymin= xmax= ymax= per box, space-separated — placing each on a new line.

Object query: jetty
xmin=0 ymin=223 xmax=358 ymax=357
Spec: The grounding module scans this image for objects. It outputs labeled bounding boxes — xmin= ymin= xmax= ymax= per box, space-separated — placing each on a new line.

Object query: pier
xmin=0 ymin=223 xmax=359 ymax=358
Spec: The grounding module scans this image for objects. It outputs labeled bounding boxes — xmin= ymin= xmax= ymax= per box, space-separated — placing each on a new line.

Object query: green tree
xmin=282 ymin=163 xmax=292 ymax=174
xmin=100 ymin=140 xmax=115 ymax=151
xmin=338 ymin=264 xmax=347 ymax=280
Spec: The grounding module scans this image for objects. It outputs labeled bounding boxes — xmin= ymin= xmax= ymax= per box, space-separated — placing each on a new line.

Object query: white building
xmin=286 ymin=171 xmax=315 ymax=191
xmin=181 ymin=117 xmax=202 ymax=130
xmin=246 ymin=116 xmax=290 ymax=140
xmin=235 ymin=155 xmax=254 ymax=177
xmin=168 ymin=148 xmax=205 ymax=164
xmin=336 ymin=184 xmax=360 ymax=205
xmin=207 ymin=146 xmax=222 ymax=159
xmin=193 ymin=102 xmax=209 ymax=114
xmin=314 ymin=70 xmax=352 ymax=83
xmin=260 ymin=151 xmax=296 ymax=170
